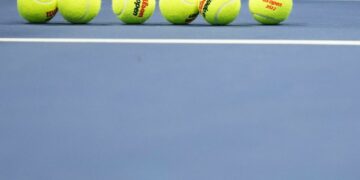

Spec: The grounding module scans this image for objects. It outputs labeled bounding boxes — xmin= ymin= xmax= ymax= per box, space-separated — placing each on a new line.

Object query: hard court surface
xmin=0 ymin=0 xmax=360 ymax=180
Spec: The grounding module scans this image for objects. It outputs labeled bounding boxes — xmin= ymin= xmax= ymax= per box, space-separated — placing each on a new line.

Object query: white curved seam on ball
xmin=182 ymin=0 xmax=196 ymax=6
xmin=119 ymin=0 xmax=130 ymax=17
xmin=114 ymin=0 xmax=121 ymax=15
xmin=114 ymin=0 xmax=123 ymax=16
xmin=77 ymin=0 xmax=92 ymax=22
xmin=34 ymin=0 xmax=54 ymax=5
xmin=255 ymin=13 xmax=283 ymax=22
xmin=214 ymin=0 xmax=237 ymax=24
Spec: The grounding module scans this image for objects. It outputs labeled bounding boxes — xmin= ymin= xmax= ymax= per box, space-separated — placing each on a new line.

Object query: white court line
xmin=1 ymin=38 xmax=360 ymax=46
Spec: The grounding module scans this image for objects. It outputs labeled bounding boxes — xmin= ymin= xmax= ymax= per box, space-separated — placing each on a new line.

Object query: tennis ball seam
xmin=249 ymin=0 xmax=292 ymax=24
xmin=34 ymin=0 xmax=54 ymax=5
xmin=182 ymin=0 xmax=196 ymax=6
xmin=18 ymin=0 xmax=58 ymax=23
xmin=214 ymin=0 xmax=237 ymax=24
xmin=59 ymin=0 xmax=101 ymax=24
xmin=113 ymin=0 xmax=155 ymax=24
xmin=113 ymin=0 xmax=121 ymax=16
xmin=160 ymin=0 xmax=199 ymax=24
xmin=121 ymin=0 xmax=131 ymax=17
xmin=114 ymin=0 xmax=128 ymax=17
xmin=253 ymin=13 xmax=284 ymax=22
xmin=33 ymin=0 xmax=58 ymax=20
xmin=76 ymin=0 xmax=92 ymax=22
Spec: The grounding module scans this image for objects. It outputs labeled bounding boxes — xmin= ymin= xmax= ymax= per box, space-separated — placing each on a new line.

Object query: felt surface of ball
xmin=113 ymin=0 xmax=156 ymax=24
xmin=58 ymin=0 xmax=101 ymax=24
xmin=159 ymin=0 xmax=199 ymax=25
xmin=199 ymin=0 xmax=241 ymax=25
xmin=249 ymin=0 xmax=293 ymax=25
xmin=17 ymin=0 xmax=58 ymax=23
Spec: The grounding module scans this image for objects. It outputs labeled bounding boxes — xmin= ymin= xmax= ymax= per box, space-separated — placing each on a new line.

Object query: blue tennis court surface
xmin=1 ymin=1 xmax=360 ymax=180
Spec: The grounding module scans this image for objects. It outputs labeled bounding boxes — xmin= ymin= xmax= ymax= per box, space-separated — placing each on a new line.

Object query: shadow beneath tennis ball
xmin=137 ymin=22 xmax=308 ymax=28
xmin=121 ymin=23 xmax=259 ymax=27
xmin=5 ymin=20 xmax=125 ymax=26
xmin=39 ymin=22 xmax=115 ymax=26
xmin=5 ymin=21 xmax=307 ymax=28
xmin=3 ymin=22 xmax=109 ymax=26
xmin=245 ymin=22 xmax=308 ymax=27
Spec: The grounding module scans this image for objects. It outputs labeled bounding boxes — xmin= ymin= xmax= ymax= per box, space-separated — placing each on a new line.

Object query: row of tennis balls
xmin=18 ymin=0 xmax=293 ymax=25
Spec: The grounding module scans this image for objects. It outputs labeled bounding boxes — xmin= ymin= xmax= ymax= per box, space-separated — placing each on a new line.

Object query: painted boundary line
xmin=1 ymin=38 xmax=360 ymax=46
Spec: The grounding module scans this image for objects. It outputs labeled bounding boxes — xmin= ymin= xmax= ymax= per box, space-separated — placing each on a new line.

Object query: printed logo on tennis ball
xmin=185 ymin=13 xmax=198 ymax=23
xmin=199 ymin=0 xmax=211 ymax=18
xmin=17 ymin=0 xmax=58 ymax=23
xmin=249 ymin=0 xmax=293 ymax=25
xmin=113 ymin=0 xmax=156 ymax=24
xmin=46 ymin=9 xmax=58 ymax=19
xmin=133 ymin=0 xmax=148 ymax=17
xmin=199 ymin=0 xmax=241 ymax=25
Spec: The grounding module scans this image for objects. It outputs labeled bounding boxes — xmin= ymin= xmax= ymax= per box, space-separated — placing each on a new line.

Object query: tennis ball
xmin=58 ymin=0 xmax=101 ymax=24
xmin=199 ymin=0 xmax=241 ymax=25
xmin=17 ymin=0 xmax=58 ymax=23
xmin=159 ymin=0 xmax=199 ymax=25
xmin=249 ymin=0 xmax=293 ymax=25
xmin=112 ymin=0 xmax=156 ymax=24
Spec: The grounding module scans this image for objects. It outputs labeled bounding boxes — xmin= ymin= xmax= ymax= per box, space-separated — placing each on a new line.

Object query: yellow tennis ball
xmin=249 ymin=0 xmax=293 ymax=25
xmin=17 ymin=0 xmax=58 ymax=23
xmin=113 ymin=0 xmax=156 ymax=24
xmin=58 ymin=0 xmax=101 ymax=24
xmin=159 ymin=0 xmax=199 ymax=25
xmin=199 ymin=0 xmax=241 ymax=25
